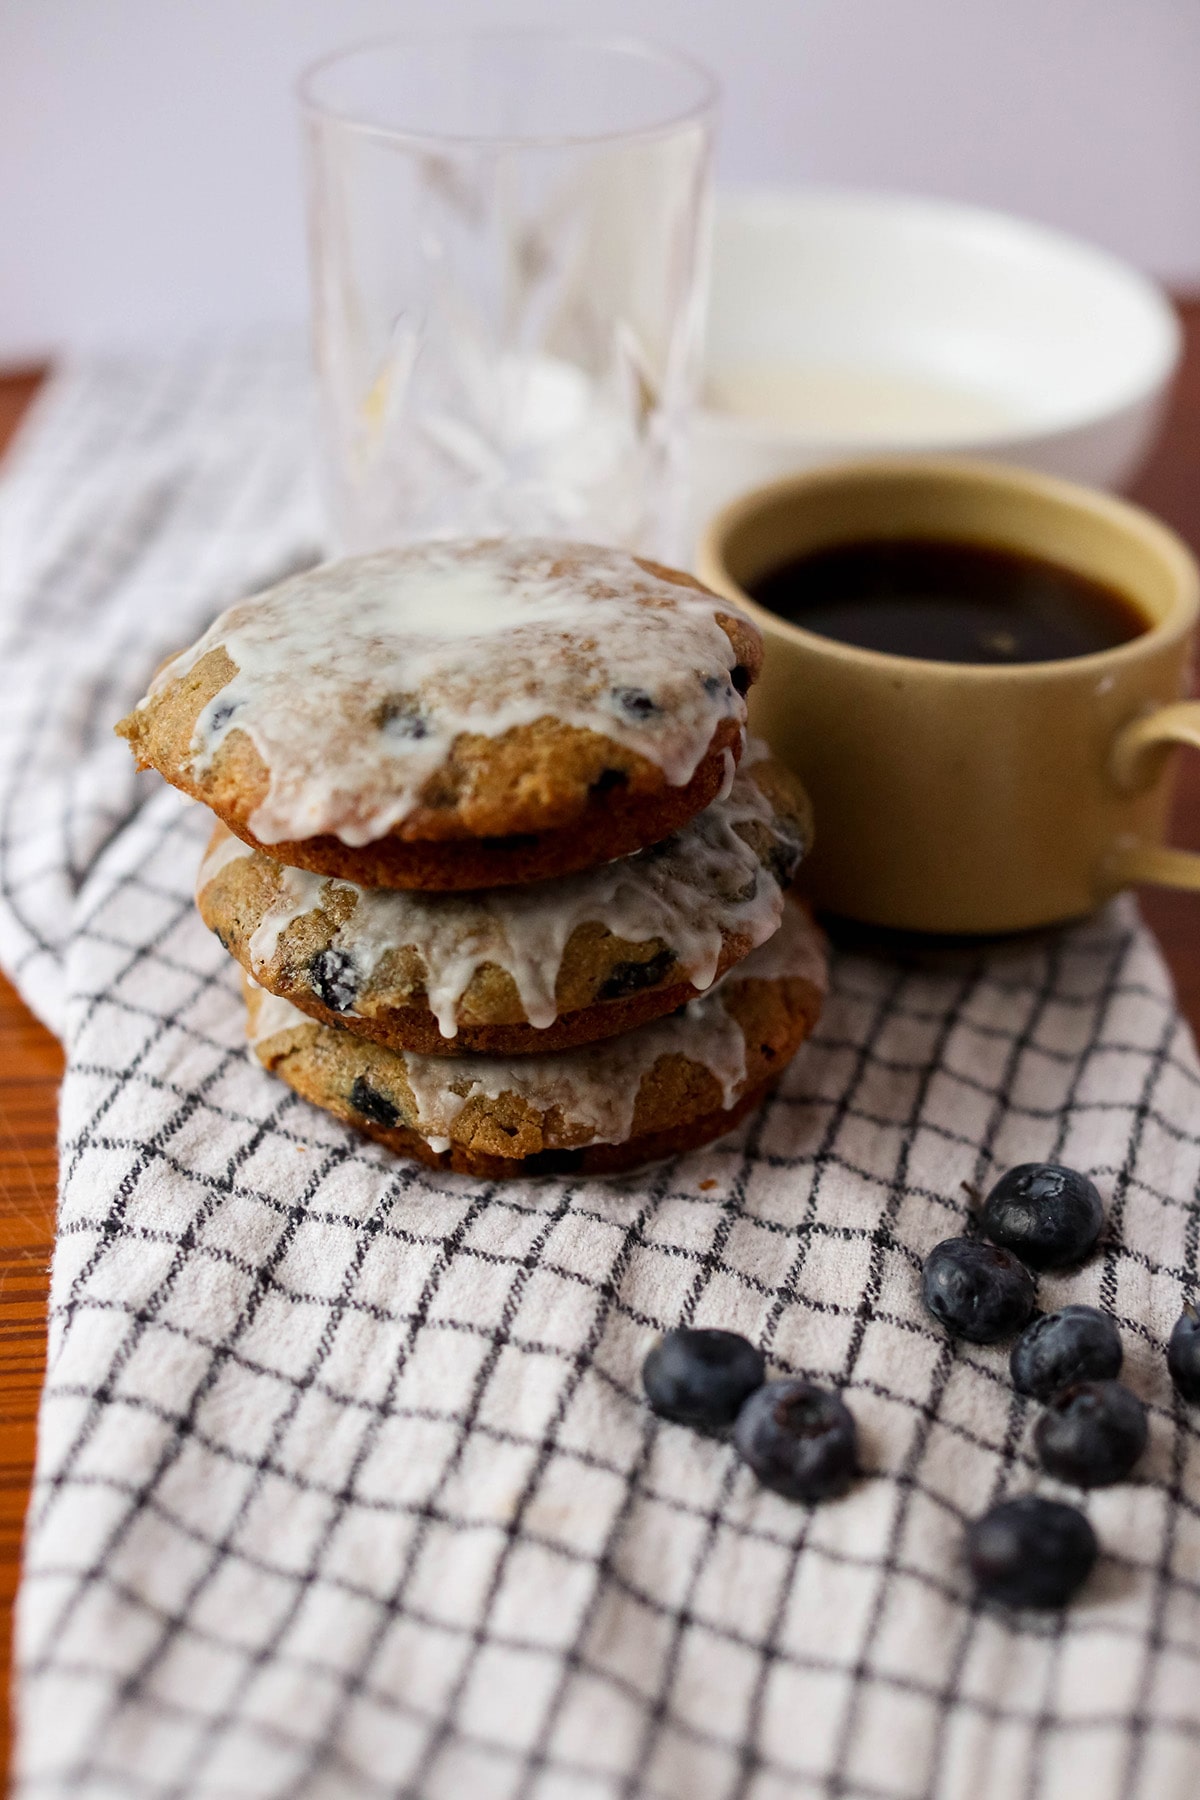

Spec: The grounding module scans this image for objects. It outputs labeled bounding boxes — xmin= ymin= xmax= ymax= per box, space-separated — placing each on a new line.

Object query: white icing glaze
xmin=401 ymin=998 xmax=748 ymax=1149
xmin=151 ymin=538 xmax=753 ymax=847
xmin=248 ymin=898 xmax=826 ymax=1151
xmin=204 ymin=744 xmax=806 ymax=1036
xmin=196 ymin=829 xmax=255 ymax=889
xmin=244 ymin=977 xmax=312 ymax=1047
xmin=737 ymin=907 xmax=829 ymax=990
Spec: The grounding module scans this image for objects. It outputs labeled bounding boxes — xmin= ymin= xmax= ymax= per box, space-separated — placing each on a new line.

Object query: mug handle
xmin=1108 ymin=701 xmax=1200 ymax=889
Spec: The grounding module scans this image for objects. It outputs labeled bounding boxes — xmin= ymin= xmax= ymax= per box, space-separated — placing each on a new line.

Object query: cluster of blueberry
xmin=642 ymin=1162 xmax=1200 ymax=1613
xmin=642 ymin=1332 xmax=858 ymax=1502
xmin=923 ymin=1162 xmax=1200 ymax=1608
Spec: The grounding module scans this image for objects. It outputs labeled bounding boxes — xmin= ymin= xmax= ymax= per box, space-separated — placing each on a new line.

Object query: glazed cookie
xmin=117 ymin=538 xmax=763 ymax=889
xmin=244 ymin=897 xmax=827 ymax=1178
xmin=199 ymin=744 xmax=813 ymax=1055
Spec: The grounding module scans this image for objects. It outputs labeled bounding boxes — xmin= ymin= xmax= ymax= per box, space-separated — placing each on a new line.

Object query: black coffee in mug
xmin=748 ymin=536 xmax=1148 ymax=664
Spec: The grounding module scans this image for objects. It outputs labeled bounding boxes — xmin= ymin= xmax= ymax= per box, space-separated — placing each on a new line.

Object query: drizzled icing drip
xmin=244 ymin=976 xmax=308 ymax=1047
xmin=732 ymin=905 xmax=829 ymax=990
xmin=198 ymin=742 xmax=807 ymax=1037
xmin=152 ymin=538 xmax=752 ymax=847
xmin=400 ymin=1002 xmax=747 ymax=1151
xmin=248 ymin=899 xmax=825 ymax=1151
xmin=197 ymin=829 xmax=256 ymax=885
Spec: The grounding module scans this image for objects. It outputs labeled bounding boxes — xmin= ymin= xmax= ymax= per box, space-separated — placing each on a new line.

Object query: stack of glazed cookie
xmin=116 ymin=539 xmax=828 ymax=1178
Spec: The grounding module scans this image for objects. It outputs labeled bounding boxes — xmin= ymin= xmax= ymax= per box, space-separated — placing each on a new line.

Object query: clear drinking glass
xmin=299 ymin=31 xmax=717 ymax=558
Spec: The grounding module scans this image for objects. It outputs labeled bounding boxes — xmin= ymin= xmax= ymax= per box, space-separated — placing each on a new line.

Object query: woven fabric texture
xmin=3 ymin=356 xmax=1200 ymax=1800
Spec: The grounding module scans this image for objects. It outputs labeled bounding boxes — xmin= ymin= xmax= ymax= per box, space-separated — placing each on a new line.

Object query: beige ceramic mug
xmin=698 ymin=457 xmax=1200 ymax=933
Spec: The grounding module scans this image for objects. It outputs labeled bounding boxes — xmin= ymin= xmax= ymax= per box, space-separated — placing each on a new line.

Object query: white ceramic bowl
xmin=689 ymin=188 xmax=1182 ymax=548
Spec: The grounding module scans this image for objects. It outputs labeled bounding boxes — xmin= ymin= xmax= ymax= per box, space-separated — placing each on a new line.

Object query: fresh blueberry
xmin=966 ymin=1496 xmax=1098 ymax=1608
xmin=980 ymin=1163 xmax=1104 ymax=1269
xmin=1034 ymin=1379 xmax=1148 ymax=1487
xmin=921 ymin=1238 xmax=1036 ymax=1344
xmin=1010 ymin=1306 xmax=1123 ymax=1400
xmin=1166 ymin=1301 xmax=1200 ymax=1402
xmin=733 ymin=1379 xmax=858 ymax=1502
xmin=642 ymin=1327 xmax=764 ymax=1430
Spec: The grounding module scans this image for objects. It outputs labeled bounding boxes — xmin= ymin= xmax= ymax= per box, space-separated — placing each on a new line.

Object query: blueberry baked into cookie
xmin=117 ymin=538 xmax=763 ymax=890
xmin=196 ymin=744 xmax=812 ymax=1055
xmin=244 ymin=898 xmax=827 ymax=1178
xmin=116 ymin=536 xmax=823 ymax=1177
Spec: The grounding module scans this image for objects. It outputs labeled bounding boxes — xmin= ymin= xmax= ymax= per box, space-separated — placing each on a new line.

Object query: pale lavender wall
xmin=2 ymin=0 xmax=1198 ymax=359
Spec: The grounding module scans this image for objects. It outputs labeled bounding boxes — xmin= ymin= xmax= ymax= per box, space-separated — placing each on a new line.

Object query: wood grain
xmin=0 ymin=370 xmax=62 ymax=1787
xmin=0 ymin=309 xmax=1198 ymax=1777
xmin=1129 ymin=308 xmax=1200 ymax=1023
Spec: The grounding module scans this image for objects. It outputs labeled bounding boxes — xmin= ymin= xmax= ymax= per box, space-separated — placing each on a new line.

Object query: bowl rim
xmin=699 ymin=185 xmax=1184 ymax=450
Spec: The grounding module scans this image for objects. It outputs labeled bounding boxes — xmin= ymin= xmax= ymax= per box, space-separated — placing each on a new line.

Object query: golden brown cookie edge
xmin=115 ymin=594 xmax=761 ymax=852
xmin=212 ymin=730 xmax=742 ymax=888
xmin=197 ymin=755 xmax=814 ymax=1049
xmin=247 ymin=964 xmax=824 ymax=1172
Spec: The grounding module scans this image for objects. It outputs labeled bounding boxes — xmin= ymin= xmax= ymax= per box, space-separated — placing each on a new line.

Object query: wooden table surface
xmin=0 ymin=325 xmax=1199 ymax=1778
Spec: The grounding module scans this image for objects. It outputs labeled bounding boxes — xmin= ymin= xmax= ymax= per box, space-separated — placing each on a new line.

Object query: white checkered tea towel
xmin=3 ymin=350 xmax=1200 ymax=1800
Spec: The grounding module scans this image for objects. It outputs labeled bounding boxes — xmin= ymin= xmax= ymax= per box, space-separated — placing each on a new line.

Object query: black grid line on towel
xmin=5 ymin=355 xmax=1200 ymax=1800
